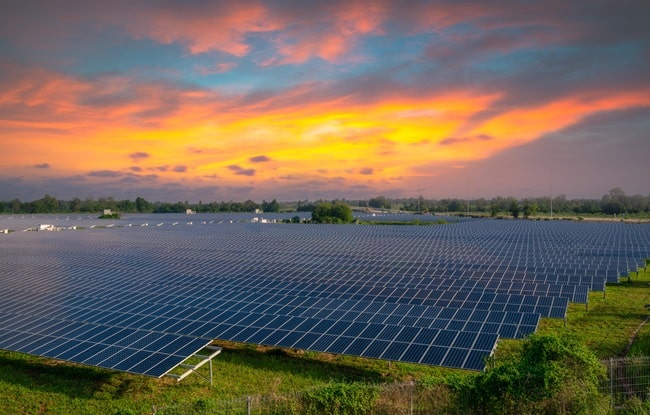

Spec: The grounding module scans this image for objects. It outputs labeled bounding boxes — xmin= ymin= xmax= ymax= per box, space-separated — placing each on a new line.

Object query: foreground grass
xmin=0 ymin=342 xmax=449 ymax=414
xmin=2 ymin=263 xmax=650 ymax=414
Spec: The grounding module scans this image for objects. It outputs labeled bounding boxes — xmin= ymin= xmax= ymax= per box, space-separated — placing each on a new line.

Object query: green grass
xmin=0 ymin=342 xmax=451 ymax=414
xmin=495 ymin=262 xmax=650 ymax=361
xmin=2 ymin=263 xmax=650 ymax=414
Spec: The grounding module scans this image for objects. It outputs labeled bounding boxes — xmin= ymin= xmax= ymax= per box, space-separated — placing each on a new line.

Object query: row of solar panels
xmin=1 ymin=218 xmax=648 ymax=376
xmin=0 ymin=311 xmax=211 ymax=377
xmin=22 ymin=224 xmax=643 ymax=289
xmin=2 ymin=256 xmax=571 ymax=320
xmin=0 ymin=273 xmax=541 ymax=341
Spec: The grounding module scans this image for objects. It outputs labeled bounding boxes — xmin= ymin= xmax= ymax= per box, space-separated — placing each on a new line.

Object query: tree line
xmin=364 ymin=187 xmax=650 ymax=217
xmin=1 ymin=188 xmax=647 ymax=217
xmin=0 ymin=195 xmax=281 ymax=214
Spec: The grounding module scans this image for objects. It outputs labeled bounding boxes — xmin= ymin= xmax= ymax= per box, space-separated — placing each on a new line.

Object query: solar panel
xmin=1 ymin=215 xmax=648 ymax=375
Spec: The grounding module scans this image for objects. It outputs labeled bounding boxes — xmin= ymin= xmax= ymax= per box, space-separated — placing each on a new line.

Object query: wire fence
xmin=150 ymin=357 xmax=650 ymax=414
xmin=152 ymin=381 xmax=444 ymax=415
xmin=601 ymin=356 xmax=650 ymax=408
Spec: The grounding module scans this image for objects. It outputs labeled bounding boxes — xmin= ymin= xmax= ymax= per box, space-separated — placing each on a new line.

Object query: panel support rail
xmin=166 ymin=345 xmax=222 ymax=386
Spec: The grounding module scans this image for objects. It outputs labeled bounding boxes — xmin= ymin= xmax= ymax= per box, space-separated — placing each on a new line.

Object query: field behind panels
xmin=0 ymin=214 xmax=648 ymax=376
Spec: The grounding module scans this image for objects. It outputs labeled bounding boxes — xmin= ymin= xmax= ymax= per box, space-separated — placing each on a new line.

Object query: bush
xmin=301 ymin=383 xmax=378 ymax=415
xmin=311 ymin=202 xmax=354 ymax=224
xmin=456 ymin=333 xmax=609 ymax=414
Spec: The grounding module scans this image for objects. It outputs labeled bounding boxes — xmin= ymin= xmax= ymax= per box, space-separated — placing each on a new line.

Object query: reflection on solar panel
xmin=1 ymin=214 xmax=648 ymax=376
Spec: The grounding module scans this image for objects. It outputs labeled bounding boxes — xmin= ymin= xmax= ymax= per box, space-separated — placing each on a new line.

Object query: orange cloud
xmin=458 ymin=91 xmax=650 ymax=160
xmin=3 ymin=57 xmax=650 ymax=194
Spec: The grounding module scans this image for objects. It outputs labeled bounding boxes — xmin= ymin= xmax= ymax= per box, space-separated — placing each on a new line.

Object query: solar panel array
xmin=1 ymin=215 xmax=648 ymax=376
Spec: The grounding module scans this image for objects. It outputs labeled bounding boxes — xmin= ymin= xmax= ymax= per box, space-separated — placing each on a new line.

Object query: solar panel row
xmin=0 ymin=311 xmax=211 ymax=377
xmin=1 ymin=216 xmax=648 ymax=376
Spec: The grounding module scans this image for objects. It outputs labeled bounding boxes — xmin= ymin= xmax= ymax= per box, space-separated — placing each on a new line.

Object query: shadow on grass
xmin=0 ymin=351 xmax=121 ymax=399
xmin=215 ymin=343 xmax=387 ymax=384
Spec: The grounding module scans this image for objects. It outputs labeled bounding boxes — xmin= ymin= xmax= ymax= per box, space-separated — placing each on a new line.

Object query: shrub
xmin=457 ymin=333 xmax=609 ymax=414
xmin=300 ymin=383 xmax=378 ymax=415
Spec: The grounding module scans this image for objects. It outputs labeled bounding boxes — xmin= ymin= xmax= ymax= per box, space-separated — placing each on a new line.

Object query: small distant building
xmin=103 ymin=209 xmax=112 ymax=216
xmin=186 ymin=209 xmax=196 ymax=215
xmin=39 ymin=224 xmax=55 ymax=231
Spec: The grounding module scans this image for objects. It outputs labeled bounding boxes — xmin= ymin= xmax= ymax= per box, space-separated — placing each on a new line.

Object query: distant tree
xmin=489 ymin=202 xmax=500 ymax=217
xmin=117 ymin=199 xmax=136 ymax=212
xmin=262 ymin=198 xmax=280 ymax=213
xmin=552 ymin=194 xmax=568 ymax=213
xmin=10 ymin=198 xmax=21 ymax=214
xmin=475 ymin=198 xmax=489 ymax=213
xmin=448 ymin=199 xmax=463 ymax=212
xmin=135 ymin=196 xmax=152 ymax=213
xmin=508 ymin=199 xmax=520 ymax=218
xmin=297 ymin=201 xmax=315 ymax=212
xmin=522 ymin=199 xmax=538 ymax=219
xmin=96 ymin=197 xmax=117 ymax=212
xmin=243 ymin=199 xmax=259 ymax=212
xmin=312 ymin=202 xmax=354 ymax=224
xmin=602 ymin=187 xmax=627 ymax=215
xmin=368 ymin=196 xmax=391 ymax=209
xmin=69 ymin=197 xmax=82 ymax=212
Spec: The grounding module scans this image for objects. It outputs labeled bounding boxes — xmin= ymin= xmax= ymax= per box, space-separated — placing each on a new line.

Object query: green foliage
xmin=618 ymin=396 xmax=650 ymax=414
xmin=3 ymin=189 xmax=650 ymax=217
xmin=368 ymin=196 xmax=391 ymax=210
xmin=98 ymin=212 xmax=121 ymax=219
xmin=508 ymin=198 xmax=521 ymax=219
xmin=458 ymin=333 xmax=609 ymax=414
xmin=262 ymin=198 xmax=280 ymax=212
xmin=135 ymin=196 xmax=152 ymax=213
xmin=522 ymin=199 xmax=538 ymax=219
xmin=490 ymin=202 xmax=499 ymax=217
xmin=301 ymin=383 xmax=378 ymax=415
xmin=311 ymin=202 xmax=354 ymax=224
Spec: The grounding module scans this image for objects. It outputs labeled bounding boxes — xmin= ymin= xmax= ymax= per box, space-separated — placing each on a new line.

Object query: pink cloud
xmin=195 ymin=62 xmax=238 ymax=75
xmin=122 ymin=3 xmax=282 ymax=57
xmin=270 ymin=2 xmax=386 ymax=64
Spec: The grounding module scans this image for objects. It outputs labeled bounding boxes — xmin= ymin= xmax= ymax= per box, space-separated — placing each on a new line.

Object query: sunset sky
xmin=1 ymin=1 xmax=649 ymax=202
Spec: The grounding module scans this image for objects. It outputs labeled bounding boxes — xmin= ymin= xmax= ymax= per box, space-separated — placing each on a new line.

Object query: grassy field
xmin=1 ymin=263 xmax=649 ymax=414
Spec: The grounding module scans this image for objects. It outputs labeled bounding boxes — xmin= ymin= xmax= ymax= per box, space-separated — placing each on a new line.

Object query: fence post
xmin=247 ymin=395 xmax=251 ymax=415
xmin=609 ymin=358 xmax=613 ymax=409
xmin=410 ymin=380 xmax=414 ymax=415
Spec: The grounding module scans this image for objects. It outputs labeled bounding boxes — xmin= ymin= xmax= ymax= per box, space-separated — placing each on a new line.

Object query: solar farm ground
xmin=1 ymin=264 xmax=649 ymax=414
xmin=0 ymin=213 xmax=649 ymax=413
xmin=3 ymin=215 xmax=646 ymax=373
